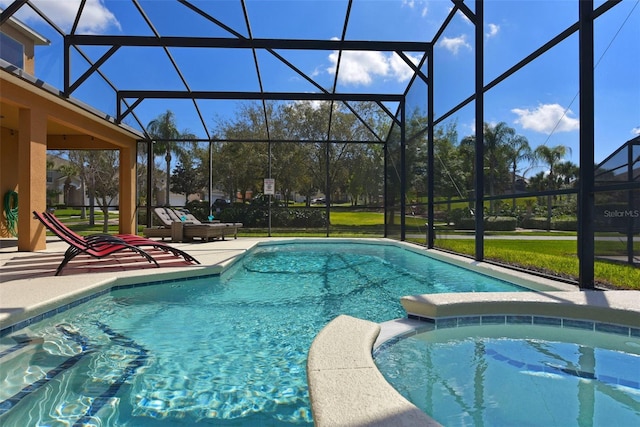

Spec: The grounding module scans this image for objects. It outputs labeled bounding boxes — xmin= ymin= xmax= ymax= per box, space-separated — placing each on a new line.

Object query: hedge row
xmin=456 ymin=216 xmax=578 ymax=231
xmin=520 ymin=217 xmax=577 ymax=231
xmin=457 ymin=216 xmax=518 ymax=231
xmin=219 ymin=205 xmax=327 ymax=228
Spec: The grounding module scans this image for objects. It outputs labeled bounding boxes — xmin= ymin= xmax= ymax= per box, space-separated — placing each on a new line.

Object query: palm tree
xmin=533 ymin=144 xmax=572 ymax=230
xmin=533 ymin=144 xmax=572 ymax=191
xmin=146 ymin=110 xmax=188 ymax=206
xmin=460 ymin=122 xmax=518 ymax=214
xmin=505 ymin=134 xmax=532 ymax=208
xmin=555 ymin=160 xmax=579 ymax=189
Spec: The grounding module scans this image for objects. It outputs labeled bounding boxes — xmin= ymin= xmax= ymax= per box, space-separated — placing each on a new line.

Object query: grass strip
xmin=428 ymin=239 xmax=639 ymax=290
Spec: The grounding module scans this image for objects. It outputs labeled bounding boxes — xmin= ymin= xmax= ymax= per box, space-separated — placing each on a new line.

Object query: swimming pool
xmin=374 ymin=321 xmax=640 ymax=426
xmin=0 ymin=241 xmax=529 ymax=425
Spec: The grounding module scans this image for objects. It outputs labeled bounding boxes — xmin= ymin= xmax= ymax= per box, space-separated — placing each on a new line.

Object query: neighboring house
xmin=45 ymin=155 xmax=85 ymax=207
xmin=0 ymin=14 xmax=49 ymax=74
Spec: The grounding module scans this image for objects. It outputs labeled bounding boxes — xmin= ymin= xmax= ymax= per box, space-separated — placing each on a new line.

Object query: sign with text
xmin=264 ymin=178 xmax=275 ymax=195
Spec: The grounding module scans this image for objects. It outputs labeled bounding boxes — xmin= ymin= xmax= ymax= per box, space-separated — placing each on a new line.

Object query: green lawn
xmin=329 ymin=211 xmax=384 ymax=226
xmin=426 ymin=239 xmax=640 ymax=291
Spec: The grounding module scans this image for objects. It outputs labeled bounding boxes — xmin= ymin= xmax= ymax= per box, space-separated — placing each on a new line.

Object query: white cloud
xmin=327 ymin=49 xmax=420 ymax=86
xmin=512 ymin=103 xmax=580 ymax=134
xmin=389 ymin=52 xmax=420 ymax=81
xmin=293 ymin=100 xmax=327 ymax=111
xmin=402 ymin=0 xmax=429 ymax=18
xmin=402 ymin=0 xmax=428 ymax=17
xmin=633 ymin=127 xmax=640 ymax=136
xmin=438 ymin=35 xmax=472 ymax=55
xmin=1 ymin=0 xmax=120 ymax=33
xmin=328 ymin=51 xmax=387 ymax=85
xmin=486 ymin=23 xmax=500 ymax=38
xmin=467 ymin=120 xmax=476 ymax=135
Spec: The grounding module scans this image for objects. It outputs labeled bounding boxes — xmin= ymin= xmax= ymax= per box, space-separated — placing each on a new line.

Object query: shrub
xmin=551 ymin=219 xmax=577 ymax=231
xmin=184 ymin=200 xmax=210 ymax=221
xmin=485 ymin=216 xmax=517 ymax=231
xmin=218 ymin=201 xmax=327 ymax=228
xmin=457 ymin=218 xmax=476 ymax=230
xmin=521 ymin=217 xmax=548 ymax=229
xmin=448 ymin=208 xmax=472 ymax=227
xmin=137 ymin=208 xmax=148 ymax=226
xmin=521 ymin=216 xmax=577 ymax=231
xmin=456 ymin=216 xmax=516 ymax=231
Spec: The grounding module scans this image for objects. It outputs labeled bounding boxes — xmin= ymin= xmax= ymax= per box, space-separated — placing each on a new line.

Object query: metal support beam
xmin=0 ymin=0 xmax=28 ymax=25
xmin=325 ymin=141 xmax=330 ymax=238
xmin=64 ymin=36 xmax=70 ymax=96
xmin=383 ymin=142 xmax=388 ymax=238
xmin=118 ymin=90 xmax=402 ymax=102
xmin=66 ymin=35 xmax=430 ymax=52
xmin=627 ymin=145 xmax=635 ymax=265
xmin=209 ymin=141 xmax=213 ymax=219
xmin=67 ymin=46 xmax=120 ymax=95
xmin=427 ymin=45 xmax=435 ymax=248
xmin=117 ymin=91 xmax=402 ymax=122
xmin=474 ymin=0 xmax=484 ymax=261
xmin=578 ymin=0 xmax=595 ymax=289
xmin=145 ymin=139 xmax=153 ymax=227
xmin=400 ymin=100 xmax=406 ymax=241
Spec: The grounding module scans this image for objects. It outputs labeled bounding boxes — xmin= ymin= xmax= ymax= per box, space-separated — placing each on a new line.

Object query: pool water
xmin=374 ymin=323 xmax=640 ymax=427
xmin=0 ymin=242 xmax=526 ymax=426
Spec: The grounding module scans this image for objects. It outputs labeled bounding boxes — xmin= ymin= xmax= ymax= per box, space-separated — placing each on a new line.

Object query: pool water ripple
xmin=0 ymin=242 xmax=528 ymax=425
xmin=374 ymin=324 xmax=640 ymax=426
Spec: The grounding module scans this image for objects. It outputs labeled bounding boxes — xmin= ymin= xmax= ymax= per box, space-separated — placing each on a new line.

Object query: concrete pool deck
xmin=2 ymin=237 xmax=639 ymax=426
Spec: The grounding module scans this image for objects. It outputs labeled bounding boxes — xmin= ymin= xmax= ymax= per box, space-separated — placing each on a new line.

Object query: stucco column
xmin=118 ymin=145 xmax=137 ymax=235
xmin=0 ymin=127 xmax=20 ymax=238
xmin=18 ymin=107 xmax=47 ymax=251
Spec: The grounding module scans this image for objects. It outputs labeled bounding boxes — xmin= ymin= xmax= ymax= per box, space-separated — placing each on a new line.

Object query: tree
xmin=146 ymin=110 xmax=196 ymax=206
xmin=555 ymin=160 xmax=579 ymax=189
xmin=67 ymin=150 xmax=119 ymax=231
xmin=91 ymin=151 xmax=119 ymax=233
xmin=533 ymin=144 xmax=572 ymax=191
xmin=458 ymin=122 xmax=524 ymax=214
xmin=434 ymin=122 xmax=468 ymax=212
xmin=170 ymin=157 xmax=208 ymax=204
xmin=482 ymin=122 xmax=516 ymax=213
xmin=505 ymin=133 xmax=532 ymax=208
xmin=211 ymin=100 xmax=389 ymax=211
xmin=533 ymin=144 xmax=572 ymax=230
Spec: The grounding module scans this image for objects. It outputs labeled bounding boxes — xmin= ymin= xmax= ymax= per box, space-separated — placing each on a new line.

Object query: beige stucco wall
xmin=0 ymin=127 xmax=20 ymax=238
xmin=1 ymin=24 xmax=37 ymax=75
xmin=1 ymin=71 xmax=141 ymax=249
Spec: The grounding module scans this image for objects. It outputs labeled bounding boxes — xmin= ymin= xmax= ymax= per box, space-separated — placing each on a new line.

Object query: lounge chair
xmin=34 ymin=211 xmax=158 ymax=276
xmin=42 ymin=211 xmax=200 ymax=265
xmin=143 ymin=207 xmax=242 ymax=242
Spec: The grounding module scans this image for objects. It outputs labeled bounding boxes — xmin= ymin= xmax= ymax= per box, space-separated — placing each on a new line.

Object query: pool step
xmin=0 ymin=335 xmax=44 ymax=364
xmin=0 ymin=322 xmax=150 ymax=424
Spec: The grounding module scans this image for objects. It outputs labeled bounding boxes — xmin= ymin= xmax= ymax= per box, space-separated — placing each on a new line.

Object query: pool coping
xmin=309 ymin=291 xmax=640 ymax=427
xmin=307 ymin=314 xmax=442 ymax=427
xmin=400 ymin=290 xmax=640 ymax=329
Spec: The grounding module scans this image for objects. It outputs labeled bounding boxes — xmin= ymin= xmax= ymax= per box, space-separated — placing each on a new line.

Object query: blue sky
xmin=3 ymin=0 xmax=639 ymax=175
